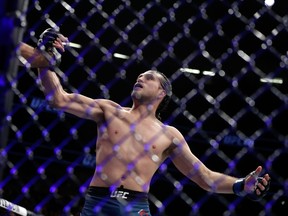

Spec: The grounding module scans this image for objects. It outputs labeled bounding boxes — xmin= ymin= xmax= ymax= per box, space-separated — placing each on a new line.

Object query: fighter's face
xmin=131 ymin=71 xmax=165 ymax=102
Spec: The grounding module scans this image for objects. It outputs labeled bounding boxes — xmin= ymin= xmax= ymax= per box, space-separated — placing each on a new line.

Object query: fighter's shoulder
xmin=95 ymin=98 xmax=116 ymax=105
xmin=161 ymin=124 xmax=187 ymax=155
xmin=164 ymin=124 xmax=182 ymax=134
xmin=161 ymin=124 xmax=185 ymax=141
xmin=96 ymin=99 xmax=124 ymax=110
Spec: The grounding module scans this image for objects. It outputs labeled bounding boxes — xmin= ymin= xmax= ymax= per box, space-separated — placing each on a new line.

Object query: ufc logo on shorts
xmin=110 ymin=190 xmax=129 ymax=199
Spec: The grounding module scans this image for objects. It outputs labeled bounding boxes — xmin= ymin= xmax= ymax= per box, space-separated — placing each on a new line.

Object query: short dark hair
xmin=154 ymin=70 xmax=172 ymax=120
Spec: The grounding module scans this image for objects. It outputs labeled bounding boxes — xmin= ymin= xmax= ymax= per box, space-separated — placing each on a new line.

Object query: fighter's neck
xmin=130 ymin=103 xmax=157 ymax=118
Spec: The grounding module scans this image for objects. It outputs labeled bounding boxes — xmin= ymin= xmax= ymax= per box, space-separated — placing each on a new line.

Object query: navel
xmin=121 ymin=175 xmax=126 ymax=181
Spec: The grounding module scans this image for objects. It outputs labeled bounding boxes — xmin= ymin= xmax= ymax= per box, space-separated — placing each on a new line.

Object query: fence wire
xmin=1 ymin=0 xmax=288 ymax=215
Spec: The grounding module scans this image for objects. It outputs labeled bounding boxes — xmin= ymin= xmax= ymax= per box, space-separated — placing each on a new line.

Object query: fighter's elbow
xmin=45 ymin=93 xmax=65 ymax=109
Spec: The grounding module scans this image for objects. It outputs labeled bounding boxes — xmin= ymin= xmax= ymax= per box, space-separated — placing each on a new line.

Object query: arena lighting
xmin=110 ymin=59 xmax=214 ymax=76
xmin=202 ymin=70 xmax=215 ymax=76
xmin=180 ymin=68 xmax=215 ymax=76
xmin=179 ymin=68 xmax=200 ymax=74
xmin=260 ymin=77 xmax=283 ymax=84
xmin=62 ymin=42 xmax=82 ymax=49
xmin=113 ymin=53 xmax=130 ymax=59
xmin=265 ymin=0 xmax=275 ymax=7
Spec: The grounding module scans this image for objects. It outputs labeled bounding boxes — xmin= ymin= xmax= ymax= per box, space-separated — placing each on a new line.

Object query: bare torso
xmin=38 ymin=68 xmax=249 ymax=197
xmin=89 ymin=105 xmax=174 ymax=192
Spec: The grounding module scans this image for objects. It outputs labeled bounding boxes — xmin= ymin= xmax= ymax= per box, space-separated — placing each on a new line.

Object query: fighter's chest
xmin=108 ymin=118 xmax=170 ymax=155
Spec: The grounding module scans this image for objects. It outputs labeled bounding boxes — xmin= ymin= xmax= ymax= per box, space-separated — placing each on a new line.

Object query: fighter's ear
xmin=158 ymin=89 xmax=166 ymax=100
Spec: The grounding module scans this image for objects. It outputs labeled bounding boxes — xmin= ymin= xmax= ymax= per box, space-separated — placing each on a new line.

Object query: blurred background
xmin=1 ymin=0 xmax=288 ymax=215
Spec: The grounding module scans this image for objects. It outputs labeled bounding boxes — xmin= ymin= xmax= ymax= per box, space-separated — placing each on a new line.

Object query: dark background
xmin=1 ymin=0 xmax=288 ymax=215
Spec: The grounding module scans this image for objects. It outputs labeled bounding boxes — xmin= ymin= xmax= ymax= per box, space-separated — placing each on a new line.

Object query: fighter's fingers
xmin=245 ymin=167 xmax=259 ymax=183
xmin=254 ymin=166 xmax=262 ymax=176
xmin=264 ymin=174 xmax=270 ymax=181
xmin=58 ymin=34 xmax=69 ymax=43
xmin=262 ymin=178 xmax=269 ymax=186
xmin=255 ymin=188 xmax=262 ymax=195
xmin=256 ymin=181 xmax=265 ymax=191
xmin=53 ymin=40 xmax=65 ymax=52
xmin=55 ymin=38 xmax=64 ymax=46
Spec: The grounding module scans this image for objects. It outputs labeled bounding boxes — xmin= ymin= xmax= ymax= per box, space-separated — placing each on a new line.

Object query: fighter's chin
xmin=131 ymin=91 xmax=142 ymax=100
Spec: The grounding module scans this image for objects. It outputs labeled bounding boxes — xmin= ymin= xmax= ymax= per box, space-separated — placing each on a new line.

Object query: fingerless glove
xmin=233 ymin=177 xmax=271 ymax=201
xmin=37 ymin=28 xmax=62 ymax=69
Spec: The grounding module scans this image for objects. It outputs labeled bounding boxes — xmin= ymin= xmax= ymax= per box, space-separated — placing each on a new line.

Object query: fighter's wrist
xmin=232 ymin=178 xmax=246 ymax=197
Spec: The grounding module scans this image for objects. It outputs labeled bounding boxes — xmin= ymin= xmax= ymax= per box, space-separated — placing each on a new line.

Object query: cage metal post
xmin=0 ymin=0 xmax=29 ymax=181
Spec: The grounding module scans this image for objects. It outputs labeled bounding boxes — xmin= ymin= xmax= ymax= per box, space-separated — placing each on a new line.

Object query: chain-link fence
xmin=1 ymin=0 xmax=288 ymax=215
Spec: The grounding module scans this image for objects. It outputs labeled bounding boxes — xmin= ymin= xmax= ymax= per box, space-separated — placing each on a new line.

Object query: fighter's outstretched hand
xmin=37 ymin=28 xmax=68 ymax=68
xmin=233 ymin=166 xmax=271 ymax=201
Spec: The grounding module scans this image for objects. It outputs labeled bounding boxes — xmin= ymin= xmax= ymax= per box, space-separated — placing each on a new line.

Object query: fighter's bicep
xmin=62 ymin=93 xmax=104 ymax=121
xmin=168 ymin=128 xmax=205 ymax=178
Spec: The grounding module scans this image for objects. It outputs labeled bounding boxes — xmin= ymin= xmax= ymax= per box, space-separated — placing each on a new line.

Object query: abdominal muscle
xmin=88 ymin=110 xmax=173 ymax=192
xmin=89 ymin=138 xmax=164 ymax=192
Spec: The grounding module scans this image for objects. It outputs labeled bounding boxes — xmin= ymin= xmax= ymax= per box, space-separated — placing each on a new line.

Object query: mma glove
xmin=233 ymin=172 xmax=271 ymax=201
xmin=37 ymin=28 xmax=62 ymax=69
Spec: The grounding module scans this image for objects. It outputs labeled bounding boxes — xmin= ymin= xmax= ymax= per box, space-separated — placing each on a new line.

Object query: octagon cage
xmin=0 ymin=0 xmax=288 ymax=216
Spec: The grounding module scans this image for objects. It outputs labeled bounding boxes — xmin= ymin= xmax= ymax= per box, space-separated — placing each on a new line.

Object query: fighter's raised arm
xmin=18 ymin=42 xmax=47 ymax=68
xmin=38 ymin=67 xmax=118 ymax=122
xmin=19 ymin=28 xmax=67 ymax=68
xmin=36 ymin=28 xmax=118 ymax=122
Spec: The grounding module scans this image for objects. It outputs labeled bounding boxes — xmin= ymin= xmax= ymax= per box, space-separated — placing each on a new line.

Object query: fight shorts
xmin=80 ymin=186 xmax=151 ymax=216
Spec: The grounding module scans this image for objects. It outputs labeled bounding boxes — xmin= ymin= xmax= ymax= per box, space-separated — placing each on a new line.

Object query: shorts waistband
xmin=87 ymin=186 xmax=148 ymax=202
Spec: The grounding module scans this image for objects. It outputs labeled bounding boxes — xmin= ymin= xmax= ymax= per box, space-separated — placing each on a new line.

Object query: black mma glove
xmin=37 ymin=28 xmax=62 ymax=69
xmin=247 ymin=177 xmax=271 ymax=201
xmin=233 ymin=172 xmax=271 ymax=201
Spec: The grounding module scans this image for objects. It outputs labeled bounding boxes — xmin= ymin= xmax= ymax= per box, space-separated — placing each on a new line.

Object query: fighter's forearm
xmin=208 ymin=171 xmax=237 ymax=194
xmin=38 ymin=68 xmax=65 ymax=106
xmin=19 ymin=42 xmax=49 ymax=68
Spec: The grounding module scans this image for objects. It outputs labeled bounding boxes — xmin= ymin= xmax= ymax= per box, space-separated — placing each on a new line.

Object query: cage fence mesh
xmin=1 ymin=0 xmax=288 ymax=215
